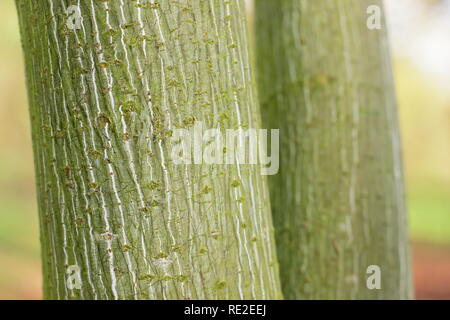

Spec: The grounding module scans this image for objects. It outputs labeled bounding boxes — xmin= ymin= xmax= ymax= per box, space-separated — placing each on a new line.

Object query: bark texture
xmin=16 ymin=0 xmax=282 ymax=300
xmin=255 ymin=0 xmax=413 ymax=299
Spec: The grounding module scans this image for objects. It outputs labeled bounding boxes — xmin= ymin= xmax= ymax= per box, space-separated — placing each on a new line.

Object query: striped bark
xmin=16 ymin=0 xmax=282 ymax=300
xmin=255 ymin=0 xmax=413 ymax=299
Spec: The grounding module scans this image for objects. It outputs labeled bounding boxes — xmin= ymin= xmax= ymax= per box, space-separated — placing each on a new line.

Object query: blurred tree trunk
xmin=255 ymin=0 xmax=413 ymax=299
xmin=16 ymin=0 xmax=282 ymax=300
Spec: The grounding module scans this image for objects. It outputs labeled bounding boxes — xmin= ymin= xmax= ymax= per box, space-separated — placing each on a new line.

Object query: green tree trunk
xmin=255 ymin=0 xmax=413 ymax=299
xmin=16 ymin=0 xmax=282 ymax=300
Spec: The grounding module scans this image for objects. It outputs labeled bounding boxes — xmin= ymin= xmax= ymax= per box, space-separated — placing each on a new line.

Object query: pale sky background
xmin=385 ymin=0 xmax=450 ymax=84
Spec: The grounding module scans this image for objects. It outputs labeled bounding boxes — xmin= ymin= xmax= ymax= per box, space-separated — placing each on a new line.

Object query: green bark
xmin=255 ymin=0 xmax=413 ymax=299
xmin=16 ymin=0 xmax=282 ymax=300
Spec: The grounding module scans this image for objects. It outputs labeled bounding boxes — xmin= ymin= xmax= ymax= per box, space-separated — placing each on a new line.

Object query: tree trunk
xmin=255 ymin=0 xmax=413 ymax=299
xmin=16 ymin=0 xmax=282 ymax=300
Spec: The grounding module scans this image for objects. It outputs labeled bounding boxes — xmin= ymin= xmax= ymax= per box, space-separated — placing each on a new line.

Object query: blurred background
xmin=0 ymin=0 xmax=449 ymax=299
